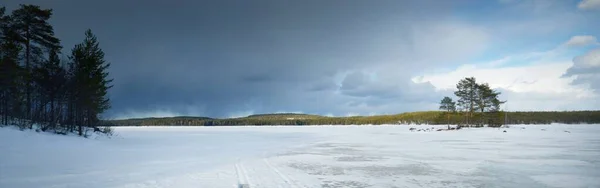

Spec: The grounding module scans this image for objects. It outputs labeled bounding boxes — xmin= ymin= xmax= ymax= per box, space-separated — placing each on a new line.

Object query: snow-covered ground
xmin=1 ymin=124 xmax=599 ymax=188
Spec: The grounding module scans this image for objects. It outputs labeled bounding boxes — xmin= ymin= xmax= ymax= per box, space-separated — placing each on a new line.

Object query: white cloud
xmin=573 ymin=48 xmax=600 ymax=67
xmin=414 ymin=61 xmax=597 ymax=111
xmin=415 ymin=62 xmax=589 ymax=94
xmin=413 ymin=36 xmax=599 ymax=111
xmin=564 ymin=35 xmax=599 ymax=47
xmin=500 ymin=89 xmax=599 ymax=111
xmin=563 ymin=48 xmax=600 ymax=92
xmin=578 ymin=0 xmax=600 ymax=10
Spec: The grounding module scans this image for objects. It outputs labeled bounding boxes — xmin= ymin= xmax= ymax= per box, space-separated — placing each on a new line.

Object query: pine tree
xmin=474 ymin=83 xmax=505 ymax=126
xmin=0 ymin=6 xmax=5 ymax=38
xmin=1 ymin=9 xmax=25 ymax=126
xmin=0 ymin=6 xmax=7 ymax=125
xmin=439 ymin=96 xmax=456 ymax=128
xmin=11 ymin=4 xmax=61 ymax=123
xmin=475 ymin=83 xmax=502 ymax=113
xmin=69 ymin=29 xmax=112 ymax=135
xmin=454 ymin=77 xmax=477 ymax=126
xmin=33 ymin=48 xmax=66 ymax=131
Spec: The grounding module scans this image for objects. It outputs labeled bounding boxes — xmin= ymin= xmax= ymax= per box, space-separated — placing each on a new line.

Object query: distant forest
xmin=103 ymin=111 xmax=600 ymax=126
xmin=106 ymin=77 xmax=600 ymax=127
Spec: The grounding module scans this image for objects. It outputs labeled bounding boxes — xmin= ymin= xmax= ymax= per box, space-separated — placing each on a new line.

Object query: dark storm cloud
xmin=339 ymin=71 xmax=443 ymax=103
xmin=2 ymin=0 xmax=468 ymax=118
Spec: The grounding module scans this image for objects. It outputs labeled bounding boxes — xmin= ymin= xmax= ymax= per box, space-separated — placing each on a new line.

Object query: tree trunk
xmin=479 ymin=108 xmax=484 ymax=127
xmin=25 ymin=35 xmax=31 ymax=123
xmin=447 ymin=113 xmax=450 ymax=129
xmin=49 ymin=98 xmax=55 ymax=130
xmin=465 ymin=111 xmax=469 ymax=127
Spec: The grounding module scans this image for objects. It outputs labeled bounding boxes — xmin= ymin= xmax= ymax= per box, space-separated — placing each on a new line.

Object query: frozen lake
xmin=1 ymin=124 xmax=599 ymax=188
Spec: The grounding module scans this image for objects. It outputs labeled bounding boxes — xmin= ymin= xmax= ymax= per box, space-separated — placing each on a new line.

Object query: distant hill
xmin=105 ymin=116 xmax=213 ymax=126
xmin=102 ymin=111 xmax=600 ymax=126
xmin=245 ymin=113 xmax=324 ymax=119
xmin=119 ymin=116 xmax=213 ymax=121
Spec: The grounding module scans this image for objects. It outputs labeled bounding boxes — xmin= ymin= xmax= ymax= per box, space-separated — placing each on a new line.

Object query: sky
xmin=2 ymin=0 xmax=600 ymax=119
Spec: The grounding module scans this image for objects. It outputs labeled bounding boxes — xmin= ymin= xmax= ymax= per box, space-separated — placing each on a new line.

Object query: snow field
xmin=1 ymin=124 xmax=599 ymax=188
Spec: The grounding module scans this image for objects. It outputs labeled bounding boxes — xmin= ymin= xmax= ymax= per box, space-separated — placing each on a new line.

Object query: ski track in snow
xmin=235 ymin=157 xmax=304 ymax=188
xmin=263 ymin=158 xmax=299 ymax=188
xmin=235 ymin=161 xmax=252 ymax=188
xmin=1 ymin=124 xmax=600 ymax=188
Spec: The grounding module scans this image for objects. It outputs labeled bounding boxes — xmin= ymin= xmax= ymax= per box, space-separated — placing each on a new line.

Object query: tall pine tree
xmin=69 ymin=29 xmax=112 ymax=135
xmin=0 ymin=8 xmax=25 ymax=125
xmin=454 ymin=77 xmax=477 ymax=126
xmin=11 ymin=4 xmax=61 ymax=122
xmin=475 ymin=83 xmax=504 ymax=126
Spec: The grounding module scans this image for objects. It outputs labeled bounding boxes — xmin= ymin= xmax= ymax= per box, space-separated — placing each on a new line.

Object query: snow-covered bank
xmin=0 ymin=126 xmax=315 ymax=188
xmin=1 ymin=124 xmax=599 ymax=188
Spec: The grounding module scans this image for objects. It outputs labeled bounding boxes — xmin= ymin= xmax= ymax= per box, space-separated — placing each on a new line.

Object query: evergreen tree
xmin=475 ymin=83 xmax=503 ymax=113
xmin=0 ymin=6 xmax=5 ymax=38
xmin=474 ymin=83 xmax=505 ymax=126
xmin=490 ymin=98 xmax=503 ymax=112
xmin=454 ymin=77 xmax=477 ymax=126
xmin=1 ymin=4 xmax=113 ymax=135
xmin=0 ymin=9 xmax=25 ymax=125
xmin=439 ymin=96 xmax=456 ymax=128
xmin=69 ymin=29 xmax=112 ymax=135
xmin=33 ymin=48 xmax=66 ymax=130
xmin=0 ymin=6 xmax=7 ymax=124
xmin=11 ymin=4 xmax=61 ymax=122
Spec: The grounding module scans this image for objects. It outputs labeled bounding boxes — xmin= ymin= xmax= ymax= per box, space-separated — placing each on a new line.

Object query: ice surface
xmin=1 ymin=124 xmax=599 ymax=188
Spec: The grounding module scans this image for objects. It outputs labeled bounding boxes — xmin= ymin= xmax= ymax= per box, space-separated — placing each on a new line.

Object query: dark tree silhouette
xmin=11 ymin=4 xmax=61 ymax=124
xmin=69 ymin=29 xmax=113 ymax=135
xmin=1 ymin=4 xmax=113 ymax=137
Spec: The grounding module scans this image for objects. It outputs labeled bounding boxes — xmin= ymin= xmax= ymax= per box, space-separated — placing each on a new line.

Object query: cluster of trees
xmin=103 ymin=111 xmax=600 ymax=126
xmin=0 ymin=5 xmax=112 ymax=136
xmin=439 ymin=77 xmax=505 ymax=127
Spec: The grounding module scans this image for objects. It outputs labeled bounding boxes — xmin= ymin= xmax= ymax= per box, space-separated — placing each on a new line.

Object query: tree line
xmin=439 ymin=77 xmax=505 ymax=127
xmin=0 ymin=5 xmax=112 ymax=136
xmin=103 ymin=111 xmax=600 ymax=126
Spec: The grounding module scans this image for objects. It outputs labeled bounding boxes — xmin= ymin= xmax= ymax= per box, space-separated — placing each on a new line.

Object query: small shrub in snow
xmin=83 ymin=128 xmax=91 ymax=138
xmin=101 ymin=127 xmax=114 ymax=136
